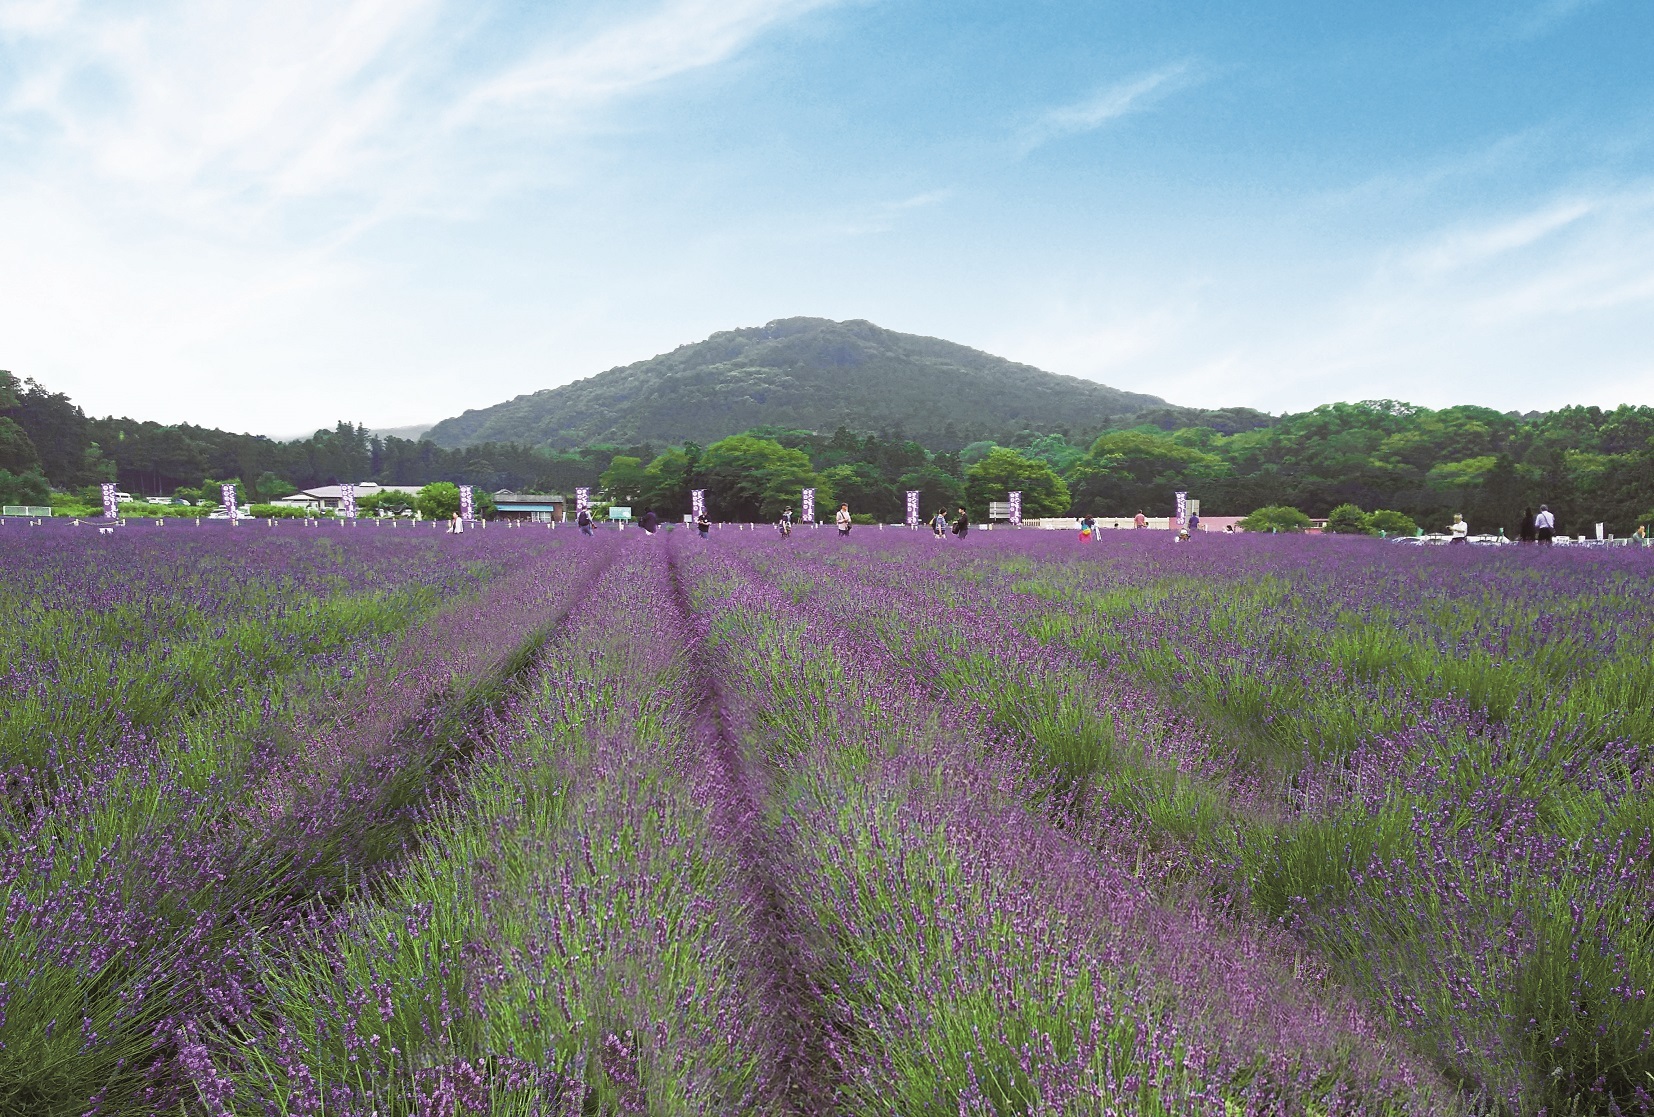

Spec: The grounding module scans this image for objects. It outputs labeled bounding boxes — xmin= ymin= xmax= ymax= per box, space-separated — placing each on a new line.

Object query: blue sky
xmin=1 ymin=0 xmax=1651 ymax=434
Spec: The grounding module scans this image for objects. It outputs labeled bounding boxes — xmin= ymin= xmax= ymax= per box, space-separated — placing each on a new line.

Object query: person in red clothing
xmin=1133 ymin=510 xmax=1147 ymax=529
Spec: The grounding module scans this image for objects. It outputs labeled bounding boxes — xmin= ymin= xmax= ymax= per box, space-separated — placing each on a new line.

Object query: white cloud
xmin=0 ymin=0 xmax=843 ymax=429
xmin=1023 ymin=62 xmax=1198 ymax=151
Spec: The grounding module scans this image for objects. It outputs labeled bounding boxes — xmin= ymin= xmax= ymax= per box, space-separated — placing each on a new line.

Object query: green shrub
xmin=1324 ymin=503 xmax=1371 ymax=534
xmin=1237 ymin=505 xmax=1312 ymax=533
xmin=249 ymin=504 xmax=311 ymax=518
xmin=1365 ymin=508 xmax=1419 ymax=536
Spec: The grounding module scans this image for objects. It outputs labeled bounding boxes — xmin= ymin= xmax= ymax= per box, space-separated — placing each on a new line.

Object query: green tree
xmin=417 ymin=481 xmax=461 ymax=519
xmin=1239 ymin=505 xmax=1312 ymax=533
xmin=359 ymin=490 xmax=413 ymax=516
xmin=0 ymin=417 xmax=40 ymax=474
xmin=252 ymin=472 xmax=298 ymax=502
xmin=1325 ymin=503 xmax=1371 ymax=534
xmin=965 ymin=448 xmax=1070 ymax=520
xmin=0 ymin=468 xmax=50 ymax=507
xmin=642 ymin=444 xmax=700 ymax=515
xmin=598 ymin=455 xmax=649 ymax=503
xmin=1366 ymin=509 xmax=1419 ymax=536
xmin=896 ymin=463 xmax=965 ymax=519
xmin=818 ymin=462 xmax=898 ymax=521
xmin=694 ymin=436 xmax=824 ymax=521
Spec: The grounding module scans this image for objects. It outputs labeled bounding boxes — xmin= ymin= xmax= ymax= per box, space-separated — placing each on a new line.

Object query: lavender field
xmin=2 ymin=524 xmax=1650 ymax=1116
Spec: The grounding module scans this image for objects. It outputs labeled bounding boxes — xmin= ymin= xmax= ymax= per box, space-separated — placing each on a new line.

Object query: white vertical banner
xmin=339 ymin=483 xmax=356 ymax=519
xmin=691 ymin=489 xmax=706 ymax=518
xmin=222 ymin=483 xmax=239 ymax=524
xmin=905 ymin=490 xmax=920 ymax=528
xmin=1596 ymin=522 xmax=1605 ymax=540
xmin=575 ymin=487 xmax=590 ymax=512
xmin=1174 ymin=491 xmax=1188 ymax=528
xmin=101 ymin=482 xmax=118 ymax=519
xmin=459 ymin=485 xmax=474 ymax=522
xmin=801 ymin=488 xmax=815 ymax=523
xmin=1008 ymin=491 xmax=1022 ymax=526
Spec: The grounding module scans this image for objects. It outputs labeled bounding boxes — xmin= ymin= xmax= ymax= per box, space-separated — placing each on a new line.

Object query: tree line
xmin=4 ymin=370 xmax=1651 ymax=534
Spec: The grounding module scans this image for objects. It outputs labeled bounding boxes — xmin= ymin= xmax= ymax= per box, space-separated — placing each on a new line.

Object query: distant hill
xmin=423 ymin=318 xmax=1166 ymax=449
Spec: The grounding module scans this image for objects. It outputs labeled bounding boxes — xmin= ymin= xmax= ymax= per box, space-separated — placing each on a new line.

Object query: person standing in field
xmin=836 ymin=503 xmax=852 ymax=537
xmin=641 ymin=509 xmax=659 ymax=535
xmin=1188 ymin=511 xmax=1201 ymax=533
xmin=1518 ymin=507 xmax=1536 ymax=544
xmin=1535 ymin=504 xmax=1556 ymax=545
xmin=1634 ymin=524 xmax=1649 ymax=547
xmin=1079 ymin=515 xmax=1094 ymax=541
xmin=1134 ymin=510 xmax=1147 ymax=529
xmin=696 ymin=511 xmax=711 ymax=539
xmin=449 ymin=511 xmax=463 ymax=535
xmin=931 ymin=509 xmax=948 ymax=538
xmin=952 ymin=506 xmax=969 ymax=538
xmin=1449 ymin=513 xmax=1469 ymax=543
xmin=577 ymin=505 xmax=593 ymax=537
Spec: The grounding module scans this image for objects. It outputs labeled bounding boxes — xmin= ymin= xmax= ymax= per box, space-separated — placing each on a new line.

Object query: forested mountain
xmin=423 ymin=318 xmax=1166 ymax=450
xmin=4 ymin=363 xmax=1652 ymax=536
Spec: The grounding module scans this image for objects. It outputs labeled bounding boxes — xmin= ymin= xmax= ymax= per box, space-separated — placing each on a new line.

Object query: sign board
xmin=609 ymin=506 xmax=632 ymax=521
xmin=905 ymin=490 xmax=919 ymax=528
xmin=801 ymin=488 xmax=814 ymax=523
xmin=988 ymin=501 xmax=1013 ymax=521
xmin=102 ymin=482 xmax=118 ymax=520
xmin=3 ymin=506 xmax=51 ymax=516
xmin=222 ymin=483 xmax=239 ymax=524
xmin=459 ymin=485 xmax=474 ymax=522
xmin=691 ymin=490 xmax=706 ymax=518
xmin=339 ymin=483 xmax=356 ymax=520
xmin=574 ymin=487 xmax=590 ymax=512
xmin=1174 ymin=491 xmax=1188 ymax=529
xmin=1008 ymin=491 xmax=1022 ymax=526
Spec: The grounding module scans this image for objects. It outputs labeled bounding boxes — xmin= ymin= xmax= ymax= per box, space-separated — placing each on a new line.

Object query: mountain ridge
xmin=424 ymin=317 xmax=1166 ymax=449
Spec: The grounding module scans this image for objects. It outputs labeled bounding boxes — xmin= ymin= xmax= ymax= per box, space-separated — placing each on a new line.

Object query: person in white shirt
xmin=1535 ymin=505 xmax=1556 ymax=545
xmin=835 ymin=503 xmax=852 ymax=537
xmin=1449 ymin=514 xmax=1468 ymax=543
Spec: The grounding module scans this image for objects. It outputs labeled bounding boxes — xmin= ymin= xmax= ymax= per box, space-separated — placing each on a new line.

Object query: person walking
xmin=1518 ymin=507 xmax=1536 ymax=544
xmin=1188 ymin=511 xmax=1201 ymax=534
xmin=641 ymin=509 xmax=659 ymax=535
xmin=448 ymin=511 xmax=463 ymax=535
xmin=696 ymin=511 xmax=711 ymax=539
xmin=835 ymin=502 xmax=852 ymax=537
xmin=952 ymin=506 xmax=969 ymax=538
xmin=1535 ymin=504 xmax=1556 ymax=545
xmin=576 ymin=505 xmax=594 ymax=537
xmin=1079 ymin=514 xmax=1094 ymax=541
xmin=931 ymin=509 xmax=948 ymax=538
xmin=1133 ymin=510 xmax=1147 ymax=529
xmin=776 ymin=508 xmax=793 ymax=537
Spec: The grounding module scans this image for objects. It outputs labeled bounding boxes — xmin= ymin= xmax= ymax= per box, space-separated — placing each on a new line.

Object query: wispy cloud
xmin=1022 ymin=61 xmax=1199 ymax=151
xmin=1510 ymin=0 xmax=1604 ymax=40
xmin=0 ymin=0 xmax=843 ymax=428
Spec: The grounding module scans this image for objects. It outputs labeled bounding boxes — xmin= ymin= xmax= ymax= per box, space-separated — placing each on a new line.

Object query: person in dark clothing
xmin=952 ymin=506 xmax=969 ymax=538
xmin=696 ymin=512 xmax=711 ymax=539
xmin=576 ymin=506 xmax=593 ymax=536
xmin=1518 ymin=507 xmax=1536 ymax=544
xmin=641 ymin=509 xmax=659 ymax=535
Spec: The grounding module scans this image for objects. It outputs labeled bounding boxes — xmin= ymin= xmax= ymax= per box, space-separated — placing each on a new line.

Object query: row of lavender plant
xmin=0 ymin=532 xmax=607 ymax=1114
xmin=0 ymin=529 xmax=498 ymax=771
xmin=673 ymin=533 xmax=1447 ymax=1114
xmin=197 ymin=541 xmax=773 ymax=1115
xmin=862 ymin=531 xmax=1654 ymax=1113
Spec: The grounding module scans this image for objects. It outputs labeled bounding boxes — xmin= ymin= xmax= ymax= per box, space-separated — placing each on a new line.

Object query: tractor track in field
xmin=663 ymin=535 xmax=844 ymax=1117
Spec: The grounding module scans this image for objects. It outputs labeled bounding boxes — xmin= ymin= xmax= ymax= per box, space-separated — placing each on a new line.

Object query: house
xmin=271 ymin=482 xmax=423 ymax=512
xmin=491 ymin=490 xmax=566 ymax=523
